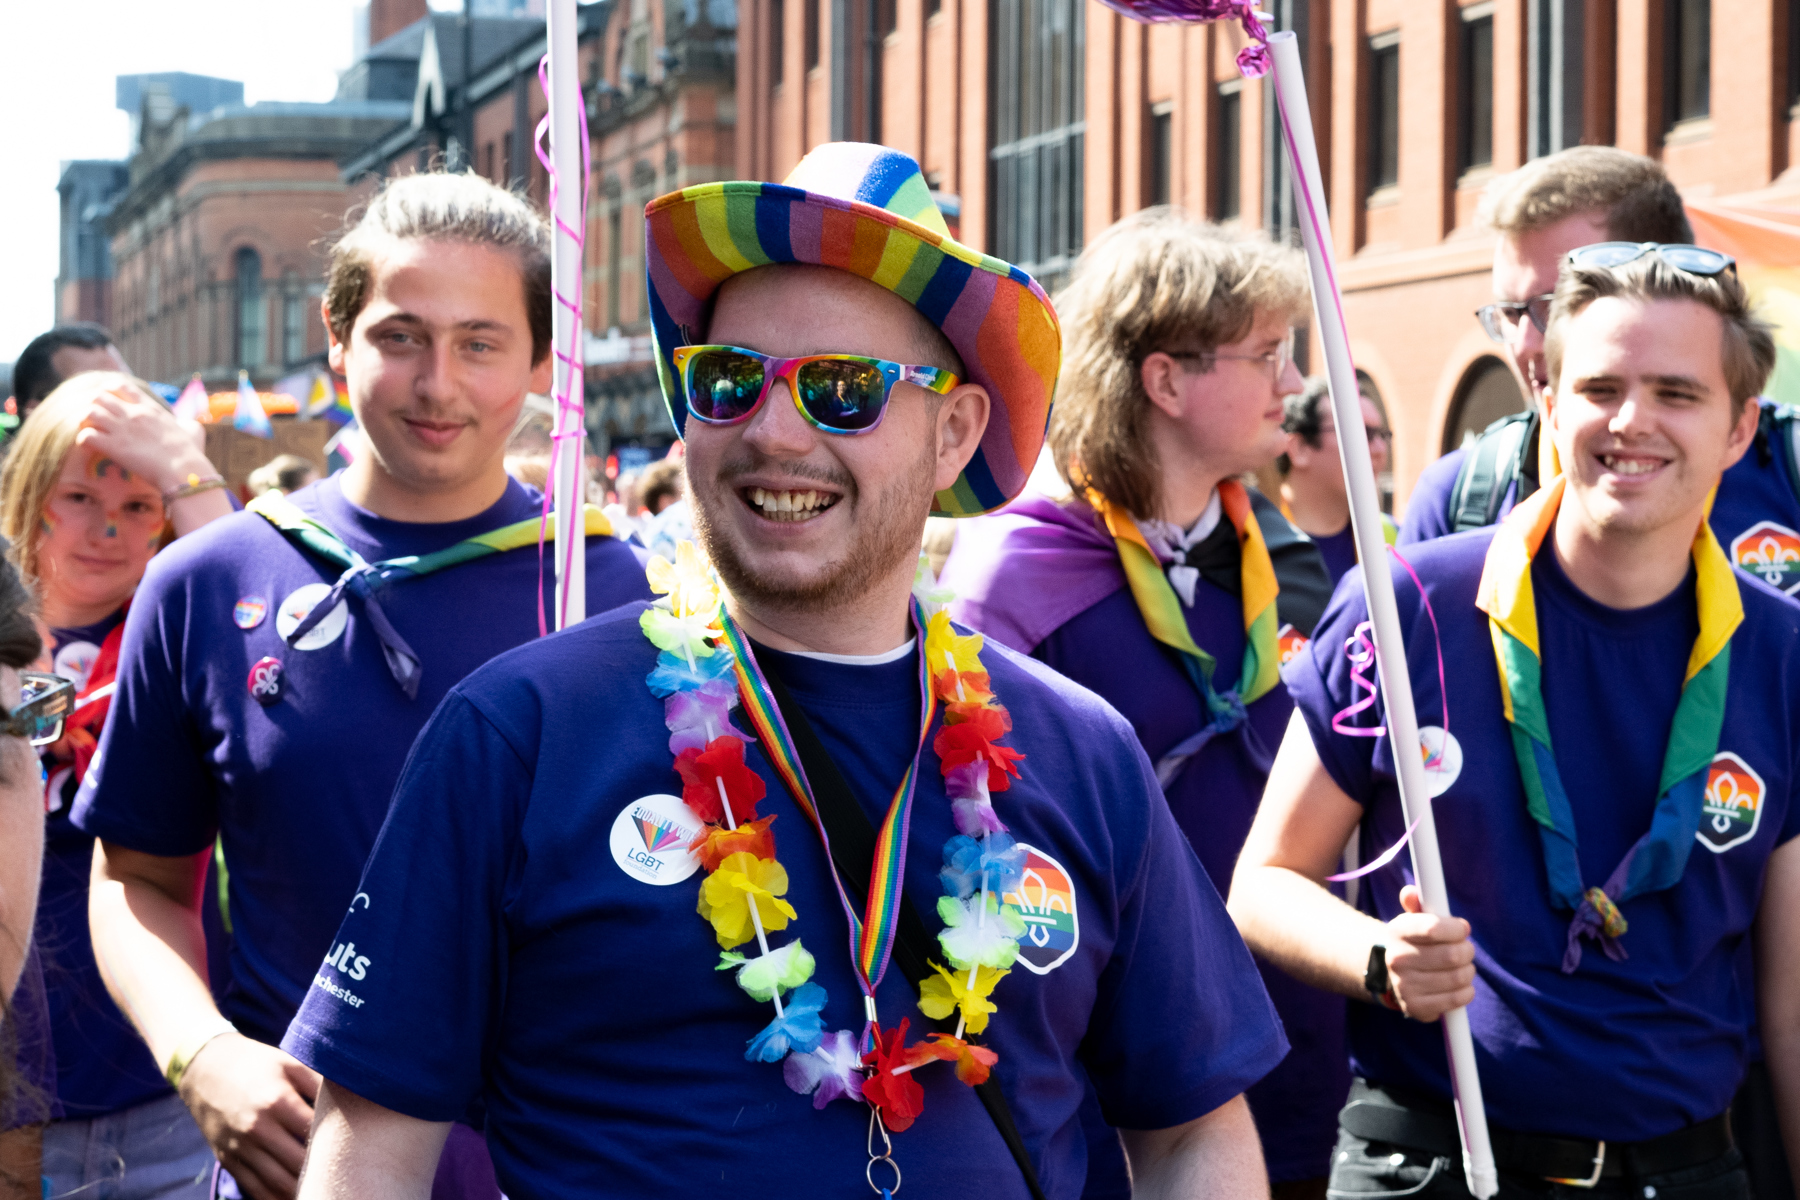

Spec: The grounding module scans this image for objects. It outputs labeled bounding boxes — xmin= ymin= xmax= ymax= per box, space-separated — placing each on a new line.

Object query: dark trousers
xmin=1326 ymin=1125 xmax=1751 ymax=1200
xmin=1326 ymin=1080 xmax=1751 ymax=1200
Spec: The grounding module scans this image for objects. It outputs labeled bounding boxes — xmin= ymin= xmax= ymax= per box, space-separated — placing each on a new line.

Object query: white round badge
xmin=609 ymin=793 xmax=703 ymax=886
xmin=1417 ymin=726 xmax=1463 ymax=797
xmin=276 ymin=583 xmax=348 ymax=651
xmin=52 ymin=642 xmax=101 ymax=692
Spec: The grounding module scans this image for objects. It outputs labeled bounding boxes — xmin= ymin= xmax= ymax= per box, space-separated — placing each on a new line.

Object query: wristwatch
xmin=1364 ymin=943 xmax=1400 ymax=1009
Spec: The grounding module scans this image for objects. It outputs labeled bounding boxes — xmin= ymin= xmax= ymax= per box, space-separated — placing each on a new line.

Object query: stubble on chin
xmin=690 ymin=447 xmax=937 ymax=618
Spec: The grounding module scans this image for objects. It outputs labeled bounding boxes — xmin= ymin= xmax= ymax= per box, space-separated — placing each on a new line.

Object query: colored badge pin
xmin=235 ymin=596 xmax=268 ymax=630
xmin=248 ymin=656 xmax=285 ymax=706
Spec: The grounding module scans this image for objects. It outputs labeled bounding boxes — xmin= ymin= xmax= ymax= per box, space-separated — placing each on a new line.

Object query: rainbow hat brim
xmin=644 ymin=144 xmax=1060 ymax=517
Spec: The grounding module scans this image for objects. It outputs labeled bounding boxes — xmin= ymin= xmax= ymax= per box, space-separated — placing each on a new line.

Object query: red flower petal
xmin=689 ymin=814 xmax=778 ymax=871
xmin=860 ymin=1019 xmax=926 ymax=1132
xmin=675 ymin=736 xmax=766 ymax=824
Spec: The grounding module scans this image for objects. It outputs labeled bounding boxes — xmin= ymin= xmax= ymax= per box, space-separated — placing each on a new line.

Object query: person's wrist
xmin=165 ymin=1018 xmax=238 ymax=1088
xmin=157 ymin=450 xmax=219 ymax=493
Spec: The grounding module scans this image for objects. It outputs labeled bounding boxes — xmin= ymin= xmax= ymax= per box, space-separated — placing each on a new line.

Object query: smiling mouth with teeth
xmin=1598 ymin=453 xmax=1666 ymax=476
xmin=745 ymin=486 xmax=840 ymax=521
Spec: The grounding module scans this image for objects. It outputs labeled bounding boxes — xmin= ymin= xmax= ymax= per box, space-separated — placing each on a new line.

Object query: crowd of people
xmin=0 ymin=135 xmax=1792 ymax=1200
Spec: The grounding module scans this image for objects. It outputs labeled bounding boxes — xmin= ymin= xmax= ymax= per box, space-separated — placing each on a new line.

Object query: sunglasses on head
xmin=1564 ymin=242 xmax=1737 ymax=278
xmin=672 ymin=345 xmax=960 ymax=435
xmin=3 ymin=672 xmax=75 ymax=747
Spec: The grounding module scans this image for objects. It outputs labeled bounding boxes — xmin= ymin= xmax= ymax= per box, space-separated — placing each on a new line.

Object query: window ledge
xmin=1664 ymin=117 xmax=1713 ymax=147
xmin=1455 ymin=165 xmax=1494 ymax=191
xmin=1365 ymin=184 xmax=1401 ymax=209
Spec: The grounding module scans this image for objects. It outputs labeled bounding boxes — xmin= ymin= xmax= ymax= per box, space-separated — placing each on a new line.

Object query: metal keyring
xmin=866 ymin=1154 xmax=902 ymax=1195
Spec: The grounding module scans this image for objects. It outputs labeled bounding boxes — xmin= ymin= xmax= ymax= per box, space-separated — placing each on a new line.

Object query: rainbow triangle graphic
xmin=639 ymin=816 xmax=684 ymax=853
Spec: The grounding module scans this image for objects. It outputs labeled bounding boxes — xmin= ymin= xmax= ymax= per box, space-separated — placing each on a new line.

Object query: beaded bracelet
xmin=163 ymin=473 xmax=228 ymax=503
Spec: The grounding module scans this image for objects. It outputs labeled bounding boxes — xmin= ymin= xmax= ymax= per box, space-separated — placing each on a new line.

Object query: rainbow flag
xmin=1689 ymin=192 xmax=1800 ymax=406
xmin=172 ymin=375 xmax=210 ymax=422
xmin=233 ymin=371 xmax=274 ymax=438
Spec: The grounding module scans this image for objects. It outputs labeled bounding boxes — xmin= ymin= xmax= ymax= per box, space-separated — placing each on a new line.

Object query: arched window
xmin=236 ymin=247 xmax=265 ymax=369
xmin=1443 ymin=356 xmax=1527 ymax=453
xmin=282 ymin=269 xmax=306 ymax=365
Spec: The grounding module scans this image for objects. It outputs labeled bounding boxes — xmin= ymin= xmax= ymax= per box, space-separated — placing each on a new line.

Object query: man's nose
xmin=743 ymin=379 xmax=818 ymax=457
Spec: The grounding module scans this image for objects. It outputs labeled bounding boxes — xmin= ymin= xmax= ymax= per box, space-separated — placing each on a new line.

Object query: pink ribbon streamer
xmin=532 ymin=52 xmax=593 ymax=636
xmin=1326 ymin=545 xmax=1450 ymax=883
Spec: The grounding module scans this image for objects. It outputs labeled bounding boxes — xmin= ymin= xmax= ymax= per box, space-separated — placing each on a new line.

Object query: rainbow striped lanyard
xmin=718 ymin=600 xmax=939 ymax=1034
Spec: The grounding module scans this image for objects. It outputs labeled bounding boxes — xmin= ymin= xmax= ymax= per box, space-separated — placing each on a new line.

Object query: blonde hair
xmin=1048 ymin=208 xmax=1310 ymax=518
xmin=0 ymin=371 xmax=162 ymax=588
xmin=324 ymin=170 xmax=552 ymax=362
xmin=1479 ymin=146 xmax=1693 ymax=243
xmin=1545 ymin=254 xmax=1775 ymax=417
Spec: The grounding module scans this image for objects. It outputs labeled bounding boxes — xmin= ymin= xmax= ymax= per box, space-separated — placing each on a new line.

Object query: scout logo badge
xmin=1698 ymin=751 xmax=1764 ymax=853
xmin=609 ymin=794 xmax=702 ymax=885
xmin=235 ymin=596 xmax=268 ymax=630
xmin=248 ymin=656 xmax=285 ymax=707
xmin=1729 ymin=522 xmax=1800 ymax=595
xmin=1277 ymin=623 xmax=1309 ymax=666
xmin=1001 ymin=845 xmax=1078 ymax=974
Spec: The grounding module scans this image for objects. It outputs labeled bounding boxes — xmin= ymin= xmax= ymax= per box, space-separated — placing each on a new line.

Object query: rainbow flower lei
xmin=641 ymin=542 xmax=1029 ymax=1132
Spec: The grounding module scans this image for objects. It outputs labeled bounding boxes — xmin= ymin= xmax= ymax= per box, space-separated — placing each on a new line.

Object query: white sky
xmin=0 ymin=1 xmax=464 ymax=368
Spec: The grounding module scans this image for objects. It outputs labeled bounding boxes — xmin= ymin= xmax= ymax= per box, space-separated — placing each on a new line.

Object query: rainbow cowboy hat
xmin=644 ymin=142 xmax=1061 ymax=517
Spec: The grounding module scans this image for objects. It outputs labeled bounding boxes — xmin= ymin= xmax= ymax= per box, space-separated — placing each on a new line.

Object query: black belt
xmin=1339 ymin=1079 xmax=1735 ymax=1187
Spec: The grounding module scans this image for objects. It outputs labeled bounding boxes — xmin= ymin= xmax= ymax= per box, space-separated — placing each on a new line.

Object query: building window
xmin=928 ymin=0 xmax=941 ymax=15
xmin=504 ymin=132 xmax=515 ymax=186
xmin=1527 ymin=0 xmax=1585 ymax=158
xmin=283 ymin=273 xmax=306 ymax=365
xmin=608 ymin=206 xmax=623 ymax=329
xmin=1459 ymin=5 xmax=1495 ymax=173
xmin=1213 ymin=81 xmax=1241 ymax=220
xmin=484 ymin=141 xmax=497 ymax=181
xmin=1665 ymin=0 xmax=1711 ymax=127
xmin=878 ymin=0 xmax=897 ymax=35
xmin=772 ymin=0 xmax=786 ymax=84
xmin=988 ymin=0 xmax=1085 ymax=288
xmin=805 ymin=0 xmax=820 ymax=69
xmin=1367 ymin=32 xmax=1400 ymax=195
xmin=235 ymin=247 xmax=264 ymax=370
xmin=1147 ymin=102 xmax=1173 ymax=206
xmin=1445 ymin=355 xmax=1528 ymax=451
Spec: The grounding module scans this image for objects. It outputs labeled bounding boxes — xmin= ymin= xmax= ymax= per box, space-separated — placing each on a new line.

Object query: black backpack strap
xmin=760 ymin=662 xmax=1050 ymax=1200
xmin=1447 ymin=410 xmax=1538 ymax=532
xmin=1763 ymin=401 xmax=1800 ymax=507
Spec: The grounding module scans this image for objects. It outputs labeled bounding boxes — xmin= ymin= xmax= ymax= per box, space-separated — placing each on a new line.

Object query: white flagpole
xmin=1266 ymin=30 xmax=1499 ymax=1199
xmin=547 ymin=0 xmax=586 ymax=629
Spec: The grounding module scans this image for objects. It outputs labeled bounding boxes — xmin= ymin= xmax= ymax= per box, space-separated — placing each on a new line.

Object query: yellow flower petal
xmin=925 ymin=610 xmax=985 ymax=675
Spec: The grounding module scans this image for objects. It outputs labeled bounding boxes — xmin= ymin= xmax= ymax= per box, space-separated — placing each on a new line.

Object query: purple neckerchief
xmin=939 ymin=495 xmax=1128 ymax=655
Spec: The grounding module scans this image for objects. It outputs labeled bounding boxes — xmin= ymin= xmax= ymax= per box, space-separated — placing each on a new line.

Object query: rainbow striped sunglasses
xmin=672 ymin=344 xmax=960 ymax=435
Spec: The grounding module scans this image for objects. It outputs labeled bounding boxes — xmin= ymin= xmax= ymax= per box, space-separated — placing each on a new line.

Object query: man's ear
xmin=529 ymin=351 xmax=555 ymax=397
xmin=1721 ymin=394 xmax=1763 ymax=472
xmin=323 ymin=299 xmax=347 ymax=375
xmin=932 ymin=382 xmax=991 ymax=494
xmin=1140 ymin=352 xmax=1189 ymax=421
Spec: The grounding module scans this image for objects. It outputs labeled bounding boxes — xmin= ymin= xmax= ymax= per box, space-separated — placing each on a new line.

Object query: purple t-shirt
xmin=72 ymin=474 xmax=653 ymax=1048
xmin=35 ymin=613 xmax=172 ymax=1117
xmin=1288 ymin=526 xmax=1800 ymax=1140
xmin=281 ymin=607 xmax=1286 ymax=1200
xmin=3 ymin=943 xmax=58 ymax=1130
xmin=1309 ymin=525 xmax=1359 ymax=590
xmin=1022 ymin=582 xmax=1346 ymax=1184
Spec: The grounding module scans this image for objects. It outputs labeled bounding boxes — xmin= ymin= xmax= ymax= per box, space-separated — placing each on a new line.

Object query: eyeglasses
xmin=1476 ymin=294 xmax=1554 ymax=343
xmin=1565 ymin=241 xmax=1737 ymax=278
xmin=672 ymin=345 xmax=960 ymax=435
xmin=2 ymin=672 xmax=75 ymax=747
xmin=1320 ymin=423 xmax=1393 ymax=444
xmin=1164 ymin=331 xmax=1296 ymax=382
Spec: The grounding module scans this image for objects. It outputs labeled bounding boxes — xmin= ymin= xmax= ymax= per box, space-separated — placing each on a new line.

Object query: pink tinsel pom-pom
xmin=1089 ymin=0 xmax=1271 ymax=78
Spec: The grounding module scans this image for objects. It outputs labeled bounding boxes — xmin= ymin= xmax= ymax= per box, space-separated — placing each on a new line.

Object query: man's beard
xmin=691 ymin=444 xmax=937 ymax=616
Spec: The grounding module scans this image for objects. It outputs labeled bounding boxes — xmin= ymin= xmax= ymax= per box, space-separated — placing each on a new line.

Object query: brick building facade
xmin=730 ymin=0 xmax=1799 ymax=506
